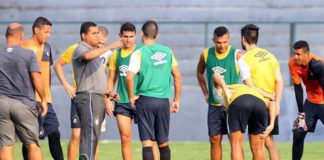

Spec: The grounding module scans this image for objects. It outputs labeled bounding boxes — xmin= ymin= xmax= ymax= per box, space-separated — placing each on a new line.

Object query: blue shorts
xmin=207 ymin=105 xmax=228 ymax=137
xmin=113 ymin=102 xmax=136 ymax=119
xmin=135 ymin=96 xmax=170 ymax=144
xmin=37 ymin=102 xmax=60 ymax=139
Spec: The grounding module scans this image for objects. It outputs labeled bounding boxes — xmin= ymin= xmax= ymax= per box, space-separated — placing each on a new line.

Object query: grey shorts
xmin=0 ymin=96 xmax=39 ymax=147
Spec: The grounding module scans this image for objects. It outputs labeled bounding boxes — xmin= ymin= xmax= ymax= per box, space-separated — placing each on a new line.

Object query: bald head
xmin=98 ymin=26 xmax=109 ymax=37
xmin=6 ymin=23 xmax=24 ymax=39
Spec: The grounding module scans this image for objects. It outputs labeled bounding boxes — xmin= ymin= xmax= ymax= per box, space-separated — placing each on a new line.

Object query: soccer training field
xmin=12 ymin=141 xmax=324 ymax=159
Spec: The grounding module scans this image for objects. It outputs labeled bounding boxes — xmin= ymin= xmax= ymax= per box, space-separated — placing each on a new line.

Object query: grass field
xmin=11 ymin=141 xmax=324 ymax=159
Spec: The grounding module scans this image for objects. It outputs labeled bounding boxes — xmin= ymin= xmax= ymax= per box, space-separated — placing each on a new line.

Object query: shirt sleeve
xmin=108 ymin=50 xmax=118 ymax=71
xmin=60 ymin=44 xmax=78 ymax=64
xmin=238 ymin=56 xmax=251 ymax=81
xmin=171 ymin=50 xmax=178 ymax=67
xmin=28 ymin=51 xmax=40 ymax=72
xmin=128 ymin=50 xmax=141 ymax=74
xmin=73 ymin=43 xmax=89 ymax=61
xmin=288 ymin=58 xmax=301 ymax=85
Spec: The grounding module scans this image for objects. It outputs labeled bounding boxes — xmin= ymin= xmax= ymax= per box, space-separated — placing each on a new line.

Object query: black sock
xmin=22 ymin=145 xmax=28 ymax=160
xmin=159 ymin=146 xmax=171 ymax=160
xmin=142 ymin=147 xmax=154 ymax=160
xmin=292 ymin=130 xmax=307 ymax=160
xmin=48 ymin=130 xmax=64 ymax=160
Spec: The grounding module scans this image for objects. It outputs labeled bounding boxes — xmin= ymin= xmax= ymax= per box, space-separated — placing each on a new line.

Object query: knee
xmin=250 ymin=144 xmax=263 ymax=152
xmin=120 ymin=132 xmax=132 ymax=142
xmin=25 ymin=143 xmax=40 ymax=151
xmin=210 ymin=135 xmax=222 ymax=145
xmin=48 ymin=130 xmax=61 ymax=141
xmin=293 ymin=130 xmax=307 ymax=142
xmin=71 ymin=130 xmax=81 ymax=142
xmin=158 ymin=142 xmax=169 ymax=148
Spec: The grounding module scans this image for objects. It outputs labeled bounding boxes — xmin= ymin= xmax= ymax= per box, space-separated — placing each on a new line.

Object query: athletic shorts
xmin=303 ymin=100 xmax=324 ymax=132
xmin=70 ymin=99 xmax=81 ymax=128
xmin=37 ymin=102 xmax=60 ymax=139
xmin=268 ymin=114 xmax=279 ymax=135
xmin=0 ymin=96 xmax=39 ymax=147
xmin=135 ymin=96 xmax=170 ymax=144
xmin=114 ymin=102 xmax=136 ymax=119
xmin=228 ymin=94 xmax=268 ymax=134
xmin=73 ymin=92 xmax=105 ymax=159
xmin=207 ymin=105 xmax=228 ymax=137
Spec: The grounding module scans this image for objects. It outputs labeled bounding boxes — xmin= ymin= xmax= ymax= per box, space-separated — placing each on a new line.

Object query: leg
xmin=116 ymin=114 xmax=133 ymax=160
xmin=210 ymin=135 xmax=223 ymax=160
xmin=22 ymin=145 xmax=28 ymax=160
xmin=68 ymin=128 xmax=81 ymax=160
xmin=25 ymin=143 xmax=43 ymax=160
xmin=158 ymin=141 xmax=170 ymax=160
xmin=265 ymin=135 xmax=280 ymax=160
xmin=142 ymin=140 xmax=154 ymax=160
xmin=292 ymin=130 xmax=307 ymax=160
xmin=249 ymin=134 xmax=266 ymax=160
xmin=0 ymin=145 xmax=14 ymax=160
xmin=48 ymin=129 xmax=64 ymax=160
xmin=229 ymin=131 xmax=244 ymax=160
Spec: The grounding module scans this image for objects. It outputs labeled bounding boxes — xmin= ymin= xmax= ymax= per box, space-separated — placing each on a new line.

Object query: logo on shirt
xmin=46 ymin=51 xmax=50 ymax=57
xmin=255 ymin=51 xmax=268 ymax=58
xmin=6 ymin=47 xmax=13 ymax=53
xmin=212 ymin=66 xmax=227 ymax=76
xmin=151 ymin=52 xmax=167 ymax=65
xmin=119 ymin=65 xmax=128 ymax=76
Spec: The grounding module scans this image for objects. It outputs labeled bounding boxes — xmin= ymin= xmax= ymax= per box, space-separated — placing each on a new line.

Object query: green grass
xmin=12 ymin=141 xmax=324 ymax=159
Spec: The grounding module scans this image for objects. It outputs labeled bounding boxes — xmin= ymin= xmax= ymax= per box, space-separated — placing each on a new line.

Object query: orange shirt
xmin=22 ymin=39 xmax=53 ymax=103
xmin=289 ymin=54 xmax=324 ymax=104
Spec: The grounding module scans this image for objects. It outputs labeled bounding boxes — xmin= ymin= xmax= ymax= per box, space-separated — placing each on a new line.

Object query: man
xmin=126 ymin=20 xmax=182 ymax=160
xmin=213 ymin=74 xmax=269 ymax=160
xmin=0 ymin=23 xmax=47 ymax=160
xmin=238 ymin=24 xmax=284 ymax=160
xmin=21 ymin=17 xmax=64 ymax=160
xmin=54 ymin=25 xmax=111 ymax=160
xmin=107 ymin=22 xmax=141 ymax=160
xmin=72 ymin=21 xmax=122 ymax=160
xmin=196 ymin=26 xmax=243 ymax=160
xmin=289 ymin=40 xmax=324 ymax=160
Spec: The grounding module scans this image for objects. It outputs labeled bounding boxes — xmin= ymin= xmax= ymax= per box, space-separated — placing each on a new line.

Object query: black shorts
xmin=228 ymin=95 xmax=268 ymax=134
xmin=304 ymin=100 xmax=324 ymax=132
xmin=207 ymin=105 xmax=228 ymax=137
xmin=37 ymin=102 xmax=60 ymax=139
xmin=135 ymin=96 xmax=170 ymax=144
xmin=268 ymin=114 xmax=279 ymax=135
xmin=70 ymin=99 xmax=81 ymax=128
xmin=114 ymin=102 xmax=136 ymax=119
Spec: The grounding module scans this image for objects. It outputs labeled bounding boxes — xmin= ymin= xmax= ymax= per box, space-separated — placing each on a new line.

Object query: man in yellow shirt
xmin=213 ymin=74 xmax=270 ymax=160
xmin=238 ymin=24 xmax=284 ymax=160
xmin=54 ymin=26 xmax=111 ymax=160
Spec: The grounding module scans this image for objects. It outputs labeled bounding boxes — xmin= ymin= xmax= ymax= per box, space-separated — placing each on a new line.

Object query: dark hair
xmin=80 ymin=21 xmax=97 ymax=38
xmin=293 ymin=40 xmax=310 ymax=52
xmin=6 ymin=23 xmax=24 ymax=38
xmin=241 ymin=24 xmax=259 ymax=45
xmin=120 ymin=22 xmax=136 ymax=34
xmin=213 ymin=26 xmax=229 ymax=37
xmin=32 ymin=17 xmax=52 ymax=34
xmin=142 ymin=20 xmax=158 ymax=39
